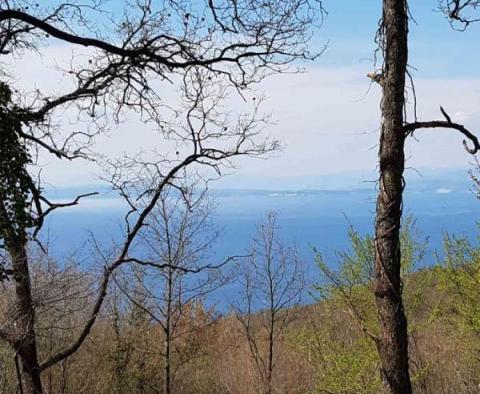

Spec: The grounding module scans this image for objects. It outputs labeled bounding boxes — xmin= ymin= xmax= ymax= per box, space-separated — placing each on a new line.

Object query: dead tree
xmin=233 ymin=212 xmax=304 ymax=394
xmin=372 ymin=1 xmax=480 ymax=393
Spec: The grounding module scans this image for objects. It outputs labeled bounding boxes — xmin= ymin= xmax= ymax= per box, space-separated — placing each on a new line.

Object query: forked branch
xmin=39 ymin=69 xmax=275 ymax=371
xmin=404 ymin=106 xmax=480 ymax=154
xmin=439 ymin=0 xmax=480 ymax=28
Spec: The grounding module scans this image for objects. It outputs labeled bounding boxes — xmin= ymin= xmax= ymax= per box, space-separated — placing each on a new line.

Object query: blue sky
xmin=10 ymin=0 xmax=480 ymax=190
xmin=318 ymin=1 xmax=480 ymax=78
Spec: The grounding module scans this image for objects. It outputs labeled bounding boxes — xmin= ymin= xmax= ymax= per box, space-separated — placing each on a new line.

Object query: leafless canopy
xmin=0 ymin=0 xmax=325 ymax=242
xmin=233 ymin=212 xmax=304 ymax=394
xmin=1 ymin=0 xmax=325 ymax=136
xmin=111 ymin=187 xmax=231 ymax=393
xmin=439 ymin=0 xmax=480 ymax=28
xmin=0 ymin=2 xmax=324 ymax=389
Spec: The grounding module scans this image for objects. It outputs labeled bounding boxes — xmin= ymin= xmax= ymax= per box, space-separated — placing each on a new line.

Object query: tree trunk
xmin=164 ymin=267 xmax=173 ymax=394
xmin=266 ymin=291 xmax=274 ymax=394
xmin=0 ymin=82 xmax=43 ymax=394
xmin=11 ymin=244 xmax=43 ymax=394
xmin=374 ymin=1 xmax=412 ymax=393
xmin=164 ymin=331 xmax=171 ymax=394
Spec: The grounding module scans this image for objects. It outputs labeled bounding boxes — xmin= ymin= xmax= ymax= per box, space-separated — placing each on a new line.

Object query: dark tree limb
xmin=118 ymin=254 xmax=245 ymax=274
xmin=404 ymin=106 xmax=480 ymax=154
xmin=0 ymin=8 xmax=316 ymax=70
xmin=39 ymin=73 xmax=274 ymax=369
xmin=0 ymin=10 xmax=160 ymax=60
xmin=38 ymin=153 xmax=199 ymax=371
xmin=30 ymin=191 xmax=99 ymax=240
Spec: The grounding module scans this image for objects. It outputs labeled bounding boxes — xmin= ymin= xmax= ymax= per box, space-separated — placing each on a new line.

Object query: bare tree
xmin=113 ymin=186 xmax=233 ymax=394
xmin=371 ymin=1 xmax=479 ymax=393
xmin=0 ymin=1 xmax=323 ymax=392
xmin=36 ymin=66 xmax=275 ymax=390
xmin=233 ymin=212 xmax=304 ymax=394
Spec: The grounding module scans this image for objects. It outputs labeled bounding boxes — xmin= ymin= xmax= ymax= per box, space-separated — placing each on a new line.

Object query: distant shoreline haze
xmin=43 ymin=168 xmax=479 ymax=274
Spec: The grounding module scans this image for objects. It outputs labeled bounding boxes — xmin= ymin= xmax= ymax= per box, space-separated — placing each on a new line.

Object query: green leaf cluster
xmin=0 ymin=82 xmax=32 ymax=245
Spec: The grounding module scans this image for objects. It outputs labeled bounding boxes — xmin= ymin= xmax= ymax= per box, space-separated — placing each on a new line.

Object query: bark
xmin=164 ymin=268 xmax=173 ymax=394
xmin=266 ymin=309 xmax=274 ymax=394
xmin=266 ymin=267 xmax=275 ymax=394
xmin=374 ymin=0 xmax=412 ymax=393
xmin=11 ymin=244 xmax=43 ymax=394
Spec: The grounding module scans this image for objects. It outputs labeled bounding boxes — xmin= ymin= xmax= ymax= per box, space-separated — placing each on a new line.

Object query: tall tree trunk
xmin=1 ymin=82 xmax=43 ymax=394
xmin=266 ymin=281 xmax=274 ymax=394
xmin=11 ymin=244 xmax=43 ymax=394
xmin=164 ymin=329 xmax=171 ymax=394
xmin=374 ymin=0 xmax=412 ymax=393
xmin=164 ymin=268 xmax=173 ymax=394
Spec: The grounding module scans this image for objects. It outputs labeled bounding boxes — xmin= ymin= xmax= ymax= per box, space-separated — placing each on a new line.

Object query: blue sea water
xmin=42 ymin=176 xmax=480 ymax=308
xmin=46 ymin=183 xmax=480 ymax=269
xmin=217 ymin=188 xmax=478 ymax=261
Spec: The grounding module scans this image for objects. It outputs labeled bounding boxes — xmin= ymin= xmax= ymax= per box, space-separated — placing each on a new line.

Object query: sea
xmin=41 ymin=170 xmax=480 ymax=307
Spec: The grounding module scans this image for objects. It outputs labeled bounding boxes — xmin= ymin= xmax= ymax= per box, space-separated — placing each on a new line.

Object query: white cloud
xmin=453 ymin=111 xmax=473 ymax=123
xmin=435 ymin=188 xmax=452 ymax=194
xmin=8 ymin=45 xmax=480 ymax=189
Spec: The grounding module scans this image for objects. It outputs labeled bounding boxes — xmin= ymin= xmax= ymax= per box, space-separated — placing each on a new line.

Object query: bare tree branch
xmin=439 ymin=0 xmax=480 ymax=28
xmin=404 ymin=106 xmax=480 ymax=154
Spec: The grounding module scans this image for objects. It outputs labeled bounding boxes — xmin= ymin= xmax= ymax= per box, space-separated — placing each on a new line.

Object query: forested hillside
xmin=2 ymin=218 xmax=480 ymax=393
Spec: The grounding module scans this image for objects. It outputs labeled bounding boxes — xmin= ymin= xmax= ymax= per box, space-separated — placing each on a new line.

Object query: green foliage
xmin=313 ymin=216 xmax=427 ymax=300
xmin=436 ymin=231 xmax=480 ymax=351
xmin=296 ymin=216 xmax=429 ymax=394
xmin=293 ymin=322 xmax=380 ymax=394
xmin=0 ymin=81 xmax=32 ymax=244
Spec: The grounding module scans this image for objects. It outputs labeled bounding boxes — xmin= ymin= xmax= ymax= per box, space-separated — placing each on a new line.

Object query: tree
xmin=0 ymin=1 xmax=323 ymax=392
xmin=113 ymin=186 xmax=231 ymax=394
xmin=233 ymin=212 xmax=304 ymax=394
xmin=305 ymin=217 xmax=428 ymax=394
xmin=0 ymin=64 xmax=270 ymax=394
xmin=372 ymin=1 xmax=479 ymax=392
xmin=432 ymin=232 xmax=480 ymax=390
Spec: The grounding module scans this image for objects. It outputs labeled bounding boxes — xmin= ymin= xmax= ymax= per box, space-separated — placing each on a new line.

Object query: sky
xmin=8 ymin=0 xmax=480 ymax=191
